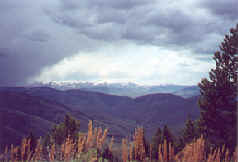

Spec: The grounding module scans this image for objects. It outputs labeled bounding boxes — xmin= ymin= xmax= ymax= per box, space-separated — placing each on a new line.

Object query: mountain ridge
xmin=30 ymin=81 xmax=199 ymax=98
xmin=0 ymin=86 xmax=201 ymax=151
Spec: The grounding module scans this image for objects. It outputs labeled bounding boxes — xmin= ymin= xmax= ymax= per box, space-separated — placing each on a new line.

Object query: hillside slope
xmin=0 ymin=91 xmax=91 ymax=151
xmin=0 ymin=87 xmax=201 ymax=150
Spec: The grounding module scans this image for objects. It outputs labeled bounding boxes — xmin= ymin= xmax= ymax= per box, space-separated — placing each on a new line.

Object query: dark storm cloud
xmin=0 ymin=48 xmax=11 ymax=57
xmin=49 ymin=0 xmax=237 ymax=55
xmin=60 ymin=0 xmax=152 ymax=11
xmin=0 ymin=0 xmax=105 ymax=86
xmin=46 ymin=0 xmax=156 ymax=41
xmin=24 ymin=30 xmax=51 ymax=42
xmin=0 ymin=0 xmax=236 ymax=85
xmin=200 ymin=0 xmax=238 ymax=21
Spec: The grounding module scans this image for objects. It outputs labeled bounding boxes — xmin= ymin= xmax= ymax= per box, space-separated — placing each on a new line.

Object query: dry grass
xmin=175 ymin=136 xmax=238 ymax=162
xmin=109 ymin=136 xmax=114 ymax=153
xmin=1 ymin=122 xmax=237 ymax=162
xmin=157 ymin=139 xmax=175 ymax=162
xmin=175 ymin=136 xmax=205 ymax=162
xmin=87 ymin=120 xmax=94 ymax=148
xmin=129 ymin=142 xmax=133 ymax=161
xmin=121 ymin=138 xmax=128 ymax=162
xmin=133 ymin=127 xmax=146 ymax=161
xmin=0 ymin=120 xmax=110 ymax=162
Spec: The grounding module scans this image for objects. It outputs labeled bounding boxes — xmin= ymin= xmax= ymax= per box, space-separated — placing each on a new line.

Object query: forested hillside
xmin=0 ymin=87 xmax=200 ymax=152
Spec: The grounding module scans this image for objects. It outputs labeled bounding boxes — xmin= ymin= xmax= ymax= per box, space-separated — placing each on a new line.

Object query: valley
xmin=0 ymin=86 xmax=200 ymax=151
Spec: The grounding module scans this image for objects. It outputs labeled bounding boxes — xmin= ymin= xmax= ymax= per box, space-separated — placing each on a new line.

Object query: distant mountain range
xmin=0 ymin=86 xmax=201 ymax=151
xmin=31 ymin=81 xmax=200 ymax=98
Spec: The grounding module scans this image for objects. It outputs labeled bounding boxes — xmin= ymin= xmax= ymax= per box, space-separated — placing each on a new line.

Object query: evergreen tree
xmin=151 ymin=128 xmax=163 ymax=159
xmin=50 ymin=114 xmax=80 ymax=145
xmin=182 ymin=118 xmax=197 ymax=144
xmin=27 ymin=132 xmax=37 ymax=153
xmin=193 ymin=119 xmax=203 ymax=138
xmin=162 ymin=125 xmax=174 ymax=160
xmin=174 ymin=136 xmax=185 ymax=154
xmin=198 ymin=24 xmax=238 ymax=151
xmin=162 ymin=125 xmax=174 ymax=144
xmin=64 ymin=114 xmax=79 ymax=137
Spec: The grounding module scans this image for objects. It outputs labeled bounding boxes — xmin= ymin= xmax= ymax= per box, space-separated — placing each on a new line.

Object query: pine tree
xmin=50 ymin=114 xmax=80 ymax=145
xmin=64 ymin=114 xmax=80 ymax=138
xmin=162 ymin=125 xmax=174 ymax=161
xmin=198 ymin=24 xmax=238 ymax=151
xmin=162 ymin=125 xmax=174 ymax=144
xmin=27 ymin=132 xmax=37 ymax=153
xmin=151 ymin=128 xmax=163 ymax=159
xmin=182 ymin=118 xmax=197 ymax=144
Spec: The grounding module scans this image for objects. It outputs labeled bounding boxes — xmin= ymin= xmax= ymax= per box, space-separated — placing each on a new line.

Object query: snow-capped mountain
xmin=30 ymin=81 xmax=199 ymax=98
xmin=31 ymin=81 xmax=144 ymax=90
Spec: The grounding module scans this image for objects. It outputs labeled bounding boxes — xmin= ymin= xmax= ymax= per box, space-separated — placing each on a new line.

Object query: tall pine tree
xmin=162 ymin=125 xmax=174 ymax=145
xmin=182 ymin=118 xmax=197 ymax=144
xmin=198 ymin=24 xmax=238 ymax=151
xmin=151 ymin=128 xmax=163 ymax=159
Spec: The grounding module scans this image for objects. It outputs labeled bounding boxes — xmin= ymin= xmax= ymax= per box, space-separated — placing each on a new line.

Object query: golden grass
xmin=132 ymin=127 xmax=146 ymax=161
xmin=1 ymin=122 xmax=237 ymax=162
xmin=157 ymin=139 xmax=175 ymax=162
xmin=109 ymin=136 xmax=114 ymax=153
xmin=121 ymin=138 xmax=128 ymax=162
xmin=129 ymin=142 xmax=133 ymax=161
xmin=87 ymin=120 xmax=94 ymax=148
xmin=175 ymin=136 xmax=205 ymax=162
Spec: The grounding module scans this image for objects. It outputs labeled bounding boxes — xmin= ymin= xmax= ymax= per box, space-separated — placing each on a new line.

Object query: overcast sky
xmin=0 ymin=0 xmax=237 ymax=86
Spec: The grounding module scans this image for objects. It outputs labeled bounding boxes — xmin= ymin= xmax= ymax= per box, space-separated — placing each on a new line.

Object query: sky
xmin=0 ymin=0 xmax=237 ymax=86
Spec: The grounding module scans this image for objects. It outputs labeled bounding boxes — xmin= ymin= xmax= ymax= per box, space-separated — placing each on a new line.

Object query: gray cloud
xmin=59 ymin=0 xmax=152 ymax=11
xmin=24 ymin=30 xmax=51 ymax=42
xmin=200 ymin=0 xmax=238 ymax=21
xmin=0 ymin=0 xmax=106 ymax=86
xmin=0 ymin=0 xmax=236 ymax=86
xmin=0 ymin=48 xmax=11 ymax=57
xmin=48 ymin=0 xmax=237 ymax=55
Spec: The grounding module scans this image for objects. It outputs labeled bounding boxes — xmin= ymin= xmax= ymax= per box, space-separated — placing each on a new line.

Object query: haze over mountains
xmin=0 ymin=84 xmax=201 ymax=151
xmin=31 ymin=81 xmax=200 ymax=98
